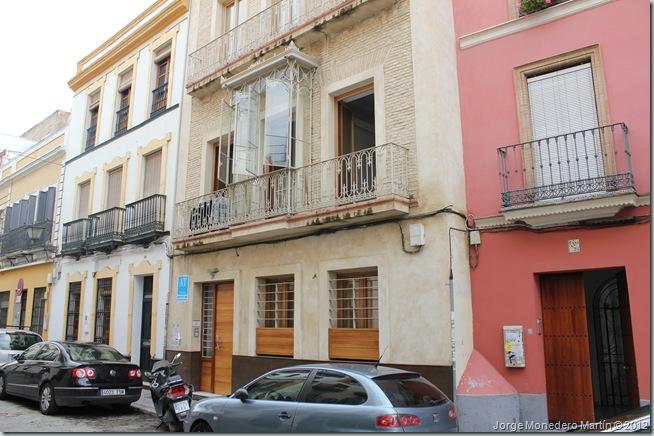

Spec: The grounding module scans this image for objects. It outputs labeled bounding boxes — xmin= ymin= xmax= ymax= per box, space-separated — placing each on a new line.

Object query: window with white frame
xmin=115 ymin=68 xmax=132 ymax=135
xmin=329 ymin=269 xmax=378 ymax=329
xmin=143 ymin=150 xmax=162 ymax=197
xmin=151 ymin=44 xmax=171 ymax=117
xmin=86 ymin=90 xmax=101 ymax=149
xmin=257 ymin=276 xmax=294 ymax=328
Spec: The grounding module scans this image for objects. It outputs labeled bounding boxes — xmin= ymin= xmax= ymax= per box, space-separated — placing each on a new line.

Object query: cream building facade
xmin=170 ymin=0 xmax=472 ymax=397
xmin=48 ymin=0 xmax=189 ymax=370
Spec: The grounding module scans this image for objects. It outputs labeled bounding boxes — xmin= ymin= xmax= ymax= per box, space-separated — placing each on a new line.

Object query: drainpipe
xmin=448 ymin=226 xmax=467 ymax=432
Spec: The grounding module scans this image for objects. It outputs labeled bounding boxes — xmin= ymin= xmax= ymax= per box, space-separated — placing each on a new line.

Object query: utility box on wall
xmin=503 ymin=325 xmax=525 ymax=367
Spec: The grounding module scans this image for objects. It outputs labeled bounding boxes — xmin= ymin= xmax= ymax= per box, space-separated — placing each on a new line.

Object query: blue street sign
xmin=177 ymin=275 xmax=189 ymax=302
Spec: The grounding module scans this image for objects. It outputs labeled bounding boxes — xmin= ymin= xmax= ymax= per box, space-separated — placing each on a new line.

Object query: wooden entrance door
xmin=200 ymin=282 xmax=234 ymax=394
xmin=540 ymin=273 xmax=595 ymax=423
xmin=213 ymin=282 xmax=234 ymax=394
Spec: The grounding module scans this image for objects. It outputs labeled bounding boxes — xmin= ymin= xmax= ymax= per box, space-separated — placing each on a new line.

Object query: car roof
xmin=0 ymin=328 xmax=41 ymax=335
xmin=274 ymin=363 xmax=419 ymax=379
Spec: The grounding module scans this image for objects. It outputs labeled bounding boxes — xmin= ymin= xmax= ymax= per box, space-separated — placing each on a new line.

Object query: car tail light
xmin=167 ymin=385 xmax=190 ymax=400
xmin=376 ymin=414 xmax=421 ymax=428
xmin=448 ymin=405 xmax=457 ymax=420
xmin=73 ymin=367 xmax=96 ymax=379
xmin=128 ymin=369 xmax=142 ymax=379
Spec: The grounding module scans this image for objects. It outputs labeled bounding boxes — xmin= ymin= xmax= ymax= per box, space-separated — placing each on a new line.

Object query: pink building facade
xmin=452 ymin=0 xmax=650 ymax=430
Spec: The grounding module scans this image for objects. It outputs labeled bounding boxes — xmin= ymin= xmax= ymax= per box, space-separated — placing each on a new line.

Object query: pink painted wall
xmin=452 ymin=0 xmax=510 ymax=37
xmin=468 ymin=218 xmax=650 ymax=398
xmin=454 ymin=0 xmax=650 ymax=217
xmin=453 ymin=0 xmax=651 ymax=401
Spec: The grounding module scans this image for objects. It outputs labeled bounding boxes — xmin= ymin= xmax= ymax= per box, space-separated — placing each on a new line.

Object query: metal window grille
xmin=201 ymin=284 xmax=214 ymax=358
xmin=94 ymin=278 xmax=112 ymax=344
xmin=0 ymin=291 xmax=8 ymax=328
xmin=257 ymin=277 xmax=294 ymax=328
xmin=30 ymin=288 xmax=46 ymax=335
xmin=66 ymin=282 xmax=81 ymax=341
xmin=329 ymin=271 xmax=378 ymax=329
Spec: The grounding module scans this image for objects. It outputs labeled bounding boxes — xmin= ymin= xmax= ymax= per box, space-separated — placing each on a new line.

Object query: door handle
xmin=278 ymin=411 xmax=291 ymax=420
xmin=215 ymin=335 xmax=221 ymax=351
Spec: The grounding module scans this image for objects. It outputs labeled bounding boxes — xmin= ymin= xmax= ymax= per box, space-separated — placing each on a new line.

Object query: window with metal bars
xmin=66 ymin=282 xmax=81 ymax=341
xmin=201 ymin=284 xmax=214 ymax=358
xmin=0 ymin=291 xmax=8 ymax=328
xmin=30 ymin=287 xmax=46 ymax=335
xmin=329 ymin=270 xmax=378 ymax=329
xmin=257 ymin=276 xmax=294 ymax=328
xmin=94 ymin=278 xmax=112 ymax=344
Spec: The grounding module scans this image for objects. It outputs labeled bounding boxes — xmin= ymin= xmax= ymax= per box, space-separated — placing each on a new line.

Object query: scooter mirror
xmin=172 ymin=353 xmax=181 ymax=364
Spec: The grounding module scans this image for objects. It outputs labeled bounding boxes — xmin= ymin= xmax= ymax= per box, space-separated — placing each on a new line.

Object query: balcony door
xmin=337 ymin=84 xmax=376 ymax=200
xmin=527 ymin=63 xmax=603 ymax=188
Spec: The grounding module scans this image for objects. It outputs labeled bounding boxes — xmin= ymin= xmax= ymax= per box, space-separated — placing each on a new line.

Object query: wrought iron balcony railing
xmin=85 ymin=125 xmax=97 ymax=150
xmin=124 ymin=194 xmax=166 ymax=244
xmin=115 ymin=105 xmax=129 ymax=136
xmin=187 ymin=0 xmax=350 ymax=85
xmin=62 ymin=218 xmax=91 ymax=256
xmin=174 ymin=143 xmax=410 ymax=239
xmin=86 ymin=207 xmax=125 ymax=252
xmin=0 ymin=220 xmax=53 ymax=257
xmin=498 ymin=123 xmax=635 ymax=208
xmin=150 ymin=84 xmax=168 ymax=117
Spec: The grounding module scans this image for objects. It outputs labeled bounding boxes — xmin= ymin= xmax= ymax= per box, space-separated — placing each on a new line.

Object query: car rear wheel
xmin=0 ymin=373 xmax=7 ymax=400
xmin=39 ymin=383 xmax=59 ymax=415
xmin=191 ymin=421 xmax=213 ymax=432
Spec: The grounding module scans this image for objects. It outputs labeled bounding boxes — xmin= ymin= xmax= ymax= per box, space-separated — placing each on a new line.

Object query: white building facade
xmin=49 ymin=0 xmax=189 ymax=369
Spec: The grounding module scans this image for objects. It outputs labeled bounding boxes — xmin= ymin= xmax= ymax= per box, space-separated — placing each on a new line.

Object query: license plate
xmin=173 ymin=400 xmax=190 ymax=413
xmin=100 ymin=389 xmax=126 ymax=396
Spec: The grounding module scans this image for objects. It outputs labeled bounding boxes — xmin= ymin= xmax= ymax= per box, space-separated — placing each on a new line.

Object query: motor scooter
xmin=144 ymin=353 xmax=193 ymax=432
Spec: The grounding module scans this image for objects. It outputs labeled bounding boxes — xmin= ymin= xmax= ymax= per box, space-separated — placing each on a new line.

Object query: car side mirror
xmin=12 ymin=354 xmax=20 ymax=361
xmin=233 ymin=388 xmax=248 ymax=402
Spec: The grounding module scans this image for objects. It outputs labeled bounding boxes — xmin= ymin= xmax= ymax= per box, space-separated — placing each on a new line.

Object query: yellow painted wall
xmin=0 ymin=133 xmax=64 ymax=209
xmin=0 ymin=261 xmax=54 ymax=339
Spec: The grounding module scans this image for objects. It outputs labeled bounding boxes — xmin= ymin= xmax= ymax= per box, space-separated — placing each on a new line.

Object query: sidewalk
xmin=131 ymin=386 xmax=221 ymax=417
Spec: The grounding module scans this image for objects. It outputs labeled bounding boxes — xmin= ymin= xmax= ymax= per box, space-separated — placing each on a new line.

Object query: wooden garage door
xmin=540 ymin=273 xmax=595 ymax=422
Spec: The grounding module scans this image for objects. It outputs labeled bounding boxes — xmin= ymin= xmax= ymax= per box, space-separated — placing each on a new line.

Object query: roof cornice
xmin=68 ymin=0 xmax=188 ymax=93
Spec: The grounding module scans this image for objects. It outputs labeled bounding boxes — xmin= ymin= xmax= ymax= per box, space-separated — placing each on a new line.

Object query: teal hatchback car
xmin=184 ymin=363 xmax=457 ymax=432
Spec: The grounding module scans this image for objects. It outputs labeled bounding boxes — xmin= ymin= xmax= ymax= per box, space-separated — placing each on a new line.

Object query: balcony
xmin=150 ymin=83 xmax=168 ymax=117
xmin=0 ymin=221 xmax=54 ymax=259
xmin=115 ymin=105 xmax=129 ymax=136
xmin=62 ymin=218 xmax=91 ymax=257
xmin=174 ymin=143 xmax=410 ymax=250
xmin=86 ymin=207 xmax=125 ymax=252
xmin=124 ymin=194 xmax=167 ymax=245
xmin=85 ymin=125 xmax=97 ymax=150
xmin=186 ymin=0 xmax=394 ymax=89
xmin=498 ymin=123 xmax=637 ymax=226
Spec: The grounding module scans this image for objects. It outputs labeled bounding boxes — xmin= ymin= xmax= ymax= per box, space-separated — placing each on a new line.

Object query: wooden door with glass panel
xmin=200 ymin=282 xmax=234 ymax=394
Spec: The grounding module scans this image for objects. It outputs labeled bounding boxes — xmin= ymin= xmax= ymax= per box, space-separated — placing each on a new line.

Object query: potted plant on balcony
xmin=518 ymin=0 xmax=556 ymax=16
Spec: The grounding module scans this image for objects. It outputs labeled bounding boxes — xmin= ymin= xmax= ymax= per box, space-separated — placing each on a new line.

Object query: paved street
xmin=0 ymin=396 xmax=166 ymax=433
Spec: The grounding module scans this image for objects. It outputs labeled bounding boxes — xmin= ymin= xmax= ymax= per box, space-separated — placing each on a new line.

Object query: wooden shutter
xmin=143 ymin=151 xmax=162 ymax=197
xmin=540 ymin=273 xmax=595 ymax=422
xmin=527 ymin=63 xmax=602 ymax=186
xmin=77 ymin=182 xmax=91 ymax=218
xmin=105 ymin=167 xmax=123 ymax=208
